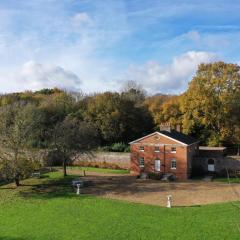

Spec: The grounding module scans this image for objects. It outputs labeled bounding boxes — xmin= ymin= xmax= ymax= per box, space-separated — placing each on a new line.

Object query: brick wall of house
xmin=130 ymin=133 xmax=193 ymax=180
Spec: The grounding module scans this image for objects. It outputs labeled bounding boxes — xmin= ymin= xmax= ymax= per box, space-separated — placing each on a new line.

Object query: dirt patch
xmin=70 ymin=170 xmax=240 ymax=207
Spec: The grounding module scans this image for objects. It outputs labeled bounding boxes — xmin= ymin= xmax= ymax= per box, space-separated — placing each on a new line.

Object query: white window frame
xmin=139 ymin=157 xmax=145 ymax=168
xmin=139 ymin=146 xmax=144 ymax=152
xmin=154 ymin=146 xmax=160 ymax=152
xmin=171 ymin=158 xmax=177 ymax=169
xmin=171 ymin=147 xmax=176 ymax=153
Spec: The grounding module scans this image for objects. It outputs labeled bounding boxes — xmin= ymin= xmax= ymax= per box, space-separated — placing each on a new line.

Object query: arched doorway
xmin=207 ymin=159 xmax=215 ymax=172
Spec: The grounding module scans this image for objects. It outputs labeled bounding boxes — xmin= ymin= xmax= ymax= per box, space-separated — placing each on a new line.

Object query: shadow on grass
xmin=18 ymin=173 xmax=86 ymax=200
xmin=174 ymin=205 xmax=202 ymax=208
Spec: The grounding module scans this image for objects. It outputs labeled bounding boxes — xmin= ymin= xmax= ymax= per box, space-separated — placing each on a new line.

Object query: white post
xmin=167 ymin=195 xmax=172 ymax=208
xmin=76 ymin=183 xmax=81 ymax=195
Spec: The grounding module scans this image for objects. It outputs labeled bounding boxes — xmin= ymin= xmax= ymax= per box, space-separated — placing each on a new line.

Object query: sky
xmin=0 ymin=0 xmax=240 ymax=94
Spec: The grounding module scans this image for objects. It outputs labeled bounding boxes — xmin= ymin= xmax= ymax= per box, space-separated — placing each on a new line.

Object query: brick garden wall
xmin=73 ymin=152 xmax=131 ymax=169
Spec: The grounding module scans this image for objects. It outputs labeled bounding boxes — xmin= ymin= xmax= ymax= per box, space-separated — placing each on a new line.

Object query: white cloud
xmin=71 ymin=12 xmax=91 ymax=26
xmin=126 ymin=51 xmax=217 ymax=94
xmin=185 ymin=30 xmax=201 ymax=43
xmin=0 ymin=61 xmax=81 ymax=93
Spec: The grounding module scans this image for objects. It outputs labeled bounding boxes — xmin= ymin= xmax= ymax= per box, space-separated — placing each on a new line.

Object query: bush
xmin=111 ymin=142 xmax=127 ymax=152
xmin=98 ymin=143 xmax=130 ymax=152
xmin=99 ymin=146 xmax=111 ymax=152
xmin=148 ymin=172 xmax=163 ymax=180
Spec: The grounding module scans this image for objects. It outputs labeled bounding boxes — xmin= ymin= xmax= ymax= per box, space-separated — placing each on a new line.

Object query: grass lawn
xmin=0 ymin=172 xmax=240 ymax=240
xmin=67 ymin=166 xmax=130 ymax=174
xmin=214 ymin=177 xmax=240 ymax=183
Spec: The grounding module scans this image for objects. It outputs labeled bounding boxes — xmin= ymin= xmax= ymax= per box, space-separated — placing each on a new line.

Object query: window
xmin=139 ymin=157 xmax=145 ymax=168
xmin=139 ymin=146 xmax=144 ymax=151
xmin=154 ymin=146 xmax=160 ymax=152
xmin=171 ymin=159 xmax=177 ymax=169
xmin=171 ymin=147 xmax=176 ymax=153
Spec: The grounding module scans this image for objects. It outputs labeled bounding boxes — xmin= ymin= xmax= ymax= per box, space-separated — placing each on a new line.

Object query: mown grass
xmin=214 ymin=177 xmax=240 ymax=183
xmin=0 ymin=172 xmax=240 ymax=240
xmin=67 ymin=166 xmax=130 ymax=174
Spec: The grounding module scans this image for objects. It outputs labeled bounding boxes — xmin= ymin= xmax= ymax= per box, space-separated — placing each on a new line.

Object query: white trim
xmin=129 ymin=132 xmax=160 ymax=144
xmin=171 ymin=158 xmax=177 ymax=169
xmin=129 ymin=131 xmax=197 ymax=146
xmin=171 ymin=147 xmax=177 ymax=153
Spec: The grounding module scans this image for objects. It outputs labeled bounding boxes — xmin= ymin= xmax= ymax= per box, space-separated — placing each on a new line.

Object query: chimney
xmin=160 ymin=122 xmax=171 ymax=132
xmin=175 ymin=124 xmax=182 ymax=133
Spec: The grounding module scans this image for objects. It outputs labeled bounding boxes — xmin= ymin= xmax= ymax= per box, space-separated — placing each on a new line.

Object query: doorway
xmin=155 ymin=160 xmax=161 ymax=172
xmin=207 ymin=159 xmax=215 ymax=172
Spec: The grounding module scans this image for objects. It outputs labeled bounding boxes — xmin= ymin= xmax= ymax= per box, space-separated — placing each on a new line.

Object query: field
xmin=0 ymin=171 xmax=240 ymax=240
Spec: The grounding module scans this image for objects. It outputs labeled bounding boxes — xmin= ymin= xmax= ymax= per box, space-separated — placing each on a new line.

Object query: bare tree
xmin=53 ymin=116 xmax=98 ymax=176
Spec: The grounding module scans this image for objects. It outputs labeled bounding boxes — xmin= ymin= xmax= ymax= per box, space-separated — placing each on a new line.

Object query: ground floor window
xmin=139 ymin=157 xmax=145 ymax=168
xmin=171 ymin=159 xmax=177 ymax=169
xmin=155 ymin=160 xmax=161 ymax=171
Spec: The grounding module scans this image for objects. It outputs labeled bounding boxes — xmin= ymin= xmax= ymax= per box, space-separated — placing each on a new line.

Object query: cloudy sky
xmin=0 ymin=0 xmax=240 ymax=94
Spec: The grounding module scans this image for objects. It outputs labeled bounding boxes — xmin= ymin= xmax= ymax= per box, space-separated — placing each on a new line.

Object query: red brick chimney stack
xmin=160 ymin=123 xmax=182 ymax=133
xmin=159 ymin=122 xmax=171 ymax=132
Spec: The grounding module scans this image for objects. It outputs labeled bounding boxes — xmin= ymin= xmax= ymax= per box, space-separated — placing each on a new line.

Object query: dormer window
xmin=171 ymin=147 xmax=176 ymax=153
xmin=139 ymin=146 xmax=144 ymax=151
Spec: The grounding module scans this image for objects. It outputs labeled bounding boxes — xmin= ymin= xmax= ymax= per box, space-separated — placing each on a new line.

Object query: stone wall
xmin=193 ymin=155 xmax=240 ymax=176
xmin=74 ymin=152 xmax=131 ymax=169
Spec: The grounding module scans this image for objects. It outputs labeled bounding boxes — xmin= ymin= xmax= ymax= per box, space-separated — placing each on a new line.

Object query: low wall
xmin=74 ymin=152 xmax=131 ymax=169
xmin=193 ymin=155 xmax=240 ymax=176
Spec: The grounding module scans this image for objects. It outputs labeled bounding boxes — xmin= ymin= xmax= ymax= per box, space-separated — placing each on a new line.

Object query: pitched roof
xmin=129 ymin=130 xmax=199 ymax=146
xmin=159 ymin=130 xmax=199 ymax=145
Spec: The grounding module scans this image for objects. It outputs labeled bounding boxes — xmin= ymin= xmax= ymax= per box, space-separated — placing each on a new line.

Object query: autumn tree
xmin=182 ymin=62 xmax=240 ymax=146
xmin=144 ymin=94 xmax=171 ymax=126
xmin=84 ymin=92 xmax=154 ymax=144
xmin=0 ymin=102 xmax=41 ymax=186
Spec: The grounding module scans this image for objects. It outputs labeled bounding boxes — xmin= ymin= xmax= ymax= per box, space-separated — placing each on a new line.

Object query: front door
xmin=155 ymin=160 xmax=161 ymax=172
xmin=208 ymin=159 xmax=215 ymax=172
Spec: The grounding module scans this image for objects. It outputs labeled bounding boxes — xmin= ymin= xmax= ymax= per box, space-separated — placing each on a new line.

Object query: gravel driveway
xmin=70 ymin=170 xmax=240 ymax=206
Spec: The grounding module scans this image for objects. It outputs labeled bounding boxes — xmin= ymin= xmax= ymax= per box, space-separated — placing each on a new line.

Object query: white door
xmin=155 ymin=160 xmax=161 ymax=172
xmin=208 ymin=164 xmax=215 ymax=172
xmin=208 ymin=159 xmax=215 ymax=172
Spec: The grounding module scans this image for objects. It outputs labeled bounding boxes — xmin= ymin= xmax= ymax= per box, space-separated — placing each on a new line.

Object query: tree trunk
xmin=237 ymin=144 xmax=240 ymax=156
xmin=15 ymin=175 xmax=20 ymax=187
xmin=63 ymin=159 xmax=67 ymax=177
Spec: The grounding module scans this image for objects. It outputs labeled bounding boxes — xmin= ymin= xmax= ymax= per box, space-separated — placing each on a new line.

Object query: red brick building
xmin=129 ymin=128 xmax=199 ymax=180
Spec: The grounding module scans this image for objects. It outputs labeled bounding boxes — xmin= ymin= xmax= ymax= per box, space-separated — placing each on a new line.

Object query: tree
xmin=144 ymin=94 xmax=172 ymax=125
xmin=182 ymin=62 xmax=240 ymax=146
xmin=121 ymin=80 xmax=146 ymax=105
xmin=53 ymin=117 xmax=98 ymax=176
xmin=84 ymin=92 xmax=154 ymax=144
xmin=0 ymin=102 xmax=40 ymax=186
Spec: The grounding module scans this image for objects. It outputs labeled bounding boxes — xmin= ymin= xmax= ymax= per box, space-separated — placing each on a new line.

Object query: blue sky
xmin=0 ymin=0 xmax=240 ymax=94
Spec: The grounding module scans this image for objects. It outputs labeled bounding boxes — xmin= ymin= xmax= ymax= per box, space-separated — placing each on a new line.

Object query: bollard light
xmin=76 ymin=183 xmax=81 ymax=195
xmin=167 ymin=195 xmax=172 ymax=208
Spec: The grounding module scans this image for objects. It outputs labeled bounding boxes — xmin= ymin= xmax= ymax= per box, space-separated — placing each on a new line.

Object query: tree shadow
xmin=18 ymin=173 xmax=92 ymax=200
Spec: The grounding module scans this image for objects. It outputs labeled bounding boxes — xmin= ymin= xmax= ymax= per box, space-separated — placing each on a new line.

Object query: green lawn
xmin=0 ymin=172 xmax=240 ymax=240
xmin=67 ymin=166 xmax=130 ymax=174
xmin=214 ymin=177 xmax=240 ymax=183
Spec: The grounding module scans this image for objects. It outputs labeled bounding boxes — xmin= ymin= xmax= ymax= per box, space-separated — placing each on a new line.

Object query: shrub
xmin=111 ymin=142 xmax=126 ymax=152
xmin=148 ymin=172 xmax=163 ymax=180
